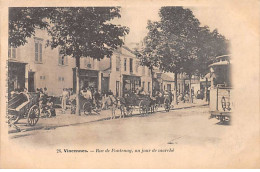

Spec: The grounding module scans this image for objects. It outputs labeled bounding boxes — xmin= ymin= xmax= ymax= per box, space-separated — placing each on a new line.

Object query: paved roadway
xmin=10 ymin=106 xmax=229 ymax=148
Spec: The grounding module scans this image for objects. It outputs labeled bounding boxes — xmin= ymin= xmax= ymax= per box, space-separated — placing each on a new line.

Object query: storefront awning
xmin=8 ymin=59 xmax=28 ymax=64
xmin=123 ymin=74 xmax=141 ymax=80
xmin=73 ymin=68 xmax=98 ymax=77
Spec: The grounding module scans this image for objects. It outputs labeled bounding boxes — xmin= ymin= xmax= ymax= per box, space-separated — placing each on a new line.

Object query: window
xmin=35 ymin=38 xmax=43 ymax=63
xmin=8 ymin=46 xmax=16 ymax=59
xmin=84 ymin=58 xmax=92 ymax=68
xmin=135 ymin=61 xmax=139 ymax=73
xmin=58 ymin=76 xmax=65 ymax=82
xmin=40 ymin=76 xmax=46 ymax=80
xmin=116 ymin=56 xmax=120 ymax=71
xmin=142 ymin=81 xmax=145 ymax=89
xmin=148 ymin=82 xmax=150 ymax=92
xmin=167 ymin=84 xmax=171 ymax=91
xmin=116 ymin=81 xmax=120 ymax=97
xmin=58 ymin=48 xmax=68 ymax=65
xmin=59 ymin=55 xmax=68 ymax=66
xmin=129 ymin=58 xmax=133 ymax=73
xmin=124 ymin=58 xmax=127 ymax=71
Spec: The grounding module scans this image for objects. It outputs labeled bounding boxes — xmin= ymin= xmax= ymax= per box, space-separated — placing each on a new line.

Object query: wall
xmin=108 ymin=47 xmax=152 ymax=96
xmin=14 ymin=29 xmax=75 ymax=96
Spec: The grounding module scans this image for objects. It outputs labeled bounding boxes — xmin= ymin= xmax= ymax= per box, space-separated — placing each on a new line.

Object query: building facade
xmin=8 ymin=29 xmax=101 ymax=96
xmin=8 ymin=29 xmax=152 ymax=97
xmin=153 ymin=71 xmax=175 ymax=93
xmin=100 ymin=46 xmax=152 ymax=97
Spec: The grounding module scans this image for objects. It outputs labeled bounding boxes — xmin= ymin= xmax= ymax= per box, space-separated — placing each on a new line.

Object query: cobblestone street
xmin=9 ymin=100 xmax=229 ymax=149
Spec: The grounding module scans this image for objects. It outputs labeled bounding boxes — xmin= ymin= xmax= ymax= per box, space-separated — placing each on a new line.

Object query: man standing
xmin=61 ymin=88 xmax=69 ymax=114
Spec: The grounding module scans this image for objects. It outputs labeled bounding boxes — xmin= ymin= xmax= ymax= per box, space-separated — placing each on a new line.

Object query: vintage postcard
xmin=0 ymin=0 xmax=259 ymax=169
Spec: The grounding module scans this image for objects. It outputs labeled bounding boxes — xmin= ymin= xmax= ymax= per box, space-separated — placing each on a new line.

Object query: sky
xmin=112 ymin=6 xmax=233 ymax=48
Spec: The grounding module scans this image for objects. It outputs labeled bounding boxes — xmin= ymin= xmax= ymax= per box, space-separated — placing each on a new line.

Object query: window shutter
xmin=39 ymin=43 xmax=42 ymax=62
xmin=35 ymin=43 xmax=38 ymax=61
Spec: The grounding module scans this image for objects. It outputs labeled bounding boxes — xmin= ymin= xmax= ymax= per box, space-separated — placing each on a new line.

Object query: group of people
xmin=80 ymin=87 xmax=103 ymax=109
xmin=36 ymin=87 xmax=56 ymax=117
xmin=61 ymin=88 xmax=73 ymax=113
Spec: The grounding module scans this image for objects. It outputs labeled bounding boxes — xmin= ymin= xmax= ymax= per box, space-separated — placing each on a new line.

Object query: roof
xmin=122 ymin=46 xmax=135 ymax=54
xmin=209 ymin=60 xmax=230 ymax=67
xmin=216 ymin=54 xmax=231 ymax=59
xmin=161 ymin=73 xmax=174 ymax=82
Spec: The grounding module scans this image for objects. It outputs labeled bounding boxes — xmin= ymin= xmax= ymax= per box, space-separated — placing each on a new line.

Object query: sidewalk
xmin=8 ymin=99 xmax=207 ymax=134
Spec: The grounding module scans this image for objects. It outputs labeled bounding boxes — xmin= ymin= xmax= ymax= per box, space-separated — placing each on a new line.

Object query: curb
xmin=9 ymin=103 xmax=208 ymax=134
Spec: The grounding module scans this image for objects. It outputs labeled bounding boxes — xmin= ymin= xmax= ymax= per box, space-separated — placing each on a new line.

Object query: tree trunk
xmin=174 ymin=72 xmax=178 ymax=105
xmin=151 ymin=68 xmax=154 ymax=96
xmin=189 ymin=75 xmax=193 ymax=103
xmin=76 ymin=57 xmax=80 ymax=116
xmin=205 ymin=78 xmax=208 ymax=102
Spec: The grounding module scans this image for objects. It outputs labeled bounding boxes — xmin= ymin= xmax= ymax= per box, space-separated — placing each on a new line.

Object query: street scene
xmin=7 ymin=6 xmax=232 ymax=146
xmin=11 ymin=104 xmax=229 ymax=148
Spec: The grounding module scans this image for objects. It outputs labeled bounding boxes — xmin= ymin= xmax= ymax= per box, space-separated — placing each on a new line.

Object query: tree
xmin=9 ymin=7 xmax=51 ymax=47
xmin=140 ymin=7 xmax=230 ymax=104
xmin=139 ymin=21 xmax=163 ymax=95
xmin=46 ymin=7 xmax=129 ymax=115
xmin=196 ymin=26 xmax=230 ymax=76
xmin=140 ymin=7 xmax=201 ymax=104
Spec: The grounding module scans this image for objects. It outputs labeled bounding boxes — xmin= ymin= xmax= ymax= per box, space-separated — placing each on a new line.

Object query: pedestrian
xmin=23 ymin=88 xmax=28 ymax=94
xmin=43 ymin=87 xmax=48 ymax=95
xmin=206 ymin=87 xmax=210 ymax=105
xmin=39 ymin=89 xmax=48 ymax=115
xmin=61 ymin=88 xmax=68 ymax=114
xmin=109 ymin=93 xmax=117 ymax=119
xmin=168 ymin=90 xmax=173 ymax=105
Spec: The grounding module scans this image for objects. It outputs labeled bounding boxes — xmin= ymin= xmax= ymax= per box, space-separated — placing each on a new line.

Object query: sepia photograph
xmin=0 ymin=0 xmax=259 ymax=169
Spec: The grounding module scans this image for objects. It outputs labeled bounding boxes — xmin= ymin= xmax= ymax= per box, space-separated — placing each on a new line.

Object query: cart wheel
xmin=154 ymin=104 xmax=159 ymax=113
xmin=139 ymin=101 xmax=144 ymax=115
xmin=13 ymin=115 xmax=21 ymax=124
xmin=139 ymin=101 xmax=147 ymax=115
xmin=127 ymin=106 xmax=133 ymax=116
xmin=27 ymin=105 xmax=40 ymax=126
xmin=71 ymin=104 xmax=76 ymax=114
xmin=164 ymin=99 xmax=170 ymax=112
xmin=83 ymin=102 xmax=92 ymax=115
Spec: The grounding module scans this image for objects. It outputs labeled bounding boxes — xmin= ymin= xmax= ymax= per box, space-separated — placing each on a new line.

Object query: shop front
xmin=73 ymin=68 xmax=99 ymax=93
xmin=122 ymin=74 xmax=141 ymax=96
xmin=8 ymin=61 xmax=27 ymax=95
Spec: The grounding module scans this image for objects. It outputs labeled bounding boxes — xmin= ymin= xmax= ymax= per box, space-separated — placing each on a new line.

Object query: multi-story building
xmin=99 ymin=46 xmax=152 ymax=97
xmin=153 ymin=70 xmax=175 ymax=93
xmin=8 ymin=29 xmax=152 ymax=97
xmin=8 ymin=29 xmax=101 ymax=96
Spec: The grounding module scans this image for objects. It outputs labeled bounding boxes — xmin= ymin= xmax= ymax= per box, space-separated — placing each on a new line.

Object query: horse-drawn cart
xmin=8 ymin=92 xmax=40 ymax=130
xmin=70 ymin=94 xmax=100 ymax=115
xmin=154 ymin=93 xmax=172 ymax=112
xmin=119 ymin=93 xmax=155 ymax=116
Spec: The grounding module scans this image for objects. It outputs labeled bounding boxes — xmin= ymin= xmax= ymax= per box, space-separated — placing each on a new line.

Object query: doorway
xmin=28 ymin=72 xmax=35 ymax=92
xmin=116 ymin=81 xmax=120 ymax=97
